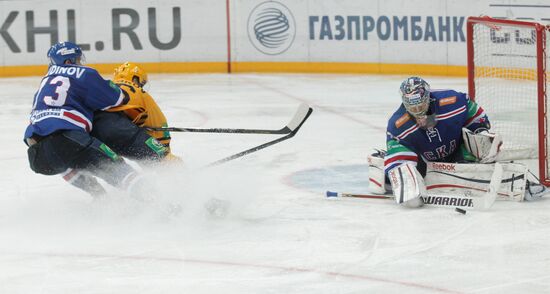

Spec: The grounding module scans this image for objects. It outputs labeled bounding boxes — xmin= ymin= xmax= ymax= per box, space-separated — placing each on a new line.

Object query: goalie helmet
xmin=113 ymin=62 xmax=148 ymax=88
xmin=47 ymin=41 xmax=83 ymax=65
xmin=399 ymin=77 xmax=431 ymax=118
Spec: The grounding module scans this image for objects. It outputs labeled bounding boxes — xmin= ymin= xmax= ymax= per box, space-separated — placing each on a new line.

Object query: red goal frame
xmin=467 ymin=16 xmax=549 ymax=185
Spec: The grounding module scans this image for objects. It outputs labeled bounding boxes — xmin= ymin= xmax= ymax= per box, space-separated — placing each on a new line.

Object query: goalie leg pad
xmin=368 ymin=152 xmax=387 ymax=194
xmin=425 ymin=161 xmax=528 ymax=201
xmin=388 ymin=163 xmax=426 ymax=208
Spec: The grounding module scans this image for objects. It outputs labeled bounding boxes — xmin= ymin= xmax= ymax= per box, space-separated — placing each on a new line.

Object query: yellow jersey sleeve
xmin=108 ymin=81 xmax=172 ymax=148
xmin=141 ymin=91 xmax=171 ymax=147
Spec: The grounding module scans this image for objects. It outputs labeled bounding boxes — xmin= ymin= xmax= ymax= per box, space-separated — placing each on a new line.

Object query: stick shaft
xmin=326 ymin=190 xmax=489 ymax=210
xmin=146 ymin=103 xmax=310 ymax=135
xmin=208 ymin=106 xmax=313 ymax=166
xmin=146 ymin=126 xmax=289 ymax=134
xmin=327 ymin=191 xmax=391 ymax=199
xmin=208 ymin=132 xmax=295 ymax=166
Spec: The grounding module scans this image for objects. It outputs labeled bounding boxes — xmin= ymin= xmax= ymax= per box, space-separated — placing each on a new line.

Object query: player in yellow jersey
xmin=64 ymin=62 xmax=179 ymax=197
xmin=107 ymin=62 xmax=179 ymax=161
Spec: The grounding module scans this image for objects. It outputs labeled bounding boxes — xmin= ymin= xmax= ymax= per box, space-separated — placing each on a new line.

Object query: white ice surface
xmin=1 ymin=74 xmax=549 ymax=294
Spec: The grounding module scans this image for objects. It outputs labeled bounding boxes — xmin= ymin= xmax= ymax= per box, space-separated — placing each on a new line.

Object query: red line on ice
xmin=36 ymin=252 xmax=463 ymax=294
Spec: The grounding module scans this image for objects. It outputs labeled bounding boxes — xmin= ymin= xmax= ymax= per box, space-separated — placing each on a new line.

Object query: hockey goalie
xmin=368 ymin=77 xmax=549 ymax=208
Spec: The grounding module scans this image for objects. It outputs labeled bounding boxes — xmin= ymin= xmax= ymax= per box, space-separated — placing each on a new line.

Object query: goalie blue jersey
xmin=24 ymin=64 xmax=124 ymax=139
xmin=384 ymin=89 xmax=490 ymax=173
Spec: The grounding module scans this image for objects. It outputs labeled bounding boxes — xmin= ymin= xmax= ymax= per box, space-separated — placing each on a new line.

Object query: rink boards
xmin=0 ymin=0 xmax=549 ymax=76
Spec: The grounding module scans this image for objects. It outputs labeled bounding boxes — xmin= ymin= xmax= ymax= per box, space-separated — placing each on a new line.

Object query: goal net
xmin=467 ymin=16 xmax=550 ymax=185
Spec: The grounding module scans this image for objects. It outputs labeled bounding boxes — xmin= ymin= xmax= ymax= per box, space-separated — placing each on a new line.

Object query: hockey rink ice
xmin=1 ymin=73 xmax=549 ymax=294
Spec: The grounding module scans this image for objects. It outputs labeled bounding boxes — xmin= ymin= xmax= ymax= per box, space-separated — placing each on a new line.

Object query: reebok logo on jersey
xmin=395 ymin=113 xmax=411 ymax=128
xmin=439 ymin=96 xmax=457 ymax=106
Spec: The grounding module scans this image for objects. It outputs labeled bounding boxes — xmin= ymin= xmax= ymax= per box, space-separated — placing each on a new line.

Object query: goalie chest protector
xmin=386 ymin=90 xmax=481 ymax=162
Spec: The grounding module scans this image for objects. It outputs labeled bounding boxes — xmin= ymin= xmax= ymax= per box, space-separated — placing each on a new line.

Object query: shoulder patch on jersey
xmin=439 ymin=96 xmax=457 ymax=106
xmin=395 ymin=113 xmax=411 ymax=128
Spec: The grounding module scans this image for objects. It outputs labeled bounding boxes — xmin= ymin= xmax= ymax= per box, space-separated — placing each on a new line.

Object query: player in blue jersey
xmin=384 ymin=77 xmax=490 ymax=175
xmin=61 ymin=63 xmax=179 ymax=197
xmin=367 ymin=77 xmax=547 ymax=207
xmin=24 ymin=41 xmax=139 ymax=196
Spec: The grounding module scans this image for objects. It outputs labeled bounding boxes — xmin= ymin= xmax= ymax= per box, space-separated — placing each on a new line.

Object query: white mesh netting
xmin=470 ymin=20 xmax=549 ymax=173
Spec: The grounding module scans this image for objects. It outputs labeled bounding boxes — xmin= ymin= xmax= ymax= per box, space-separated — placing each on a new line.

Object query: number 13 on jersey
xmin=33 ymin=76 xmax=71 ymax=108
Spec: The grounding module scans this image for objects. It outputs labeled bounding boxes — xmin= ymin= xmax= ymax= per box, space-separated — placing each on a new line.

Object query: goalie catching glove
xmin=462 ymin=128 xmax=502 ymax=163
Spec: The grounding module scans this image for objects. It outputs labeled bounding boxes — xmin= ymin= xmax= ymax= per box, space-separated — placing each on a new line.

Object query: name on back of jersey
xmin=47 ymin=65 xmax=86 ymax=79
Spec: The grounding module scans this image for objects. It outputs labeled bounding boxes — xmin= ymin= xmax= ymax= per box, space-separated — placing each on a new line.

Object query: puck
xmin=455 ymin=207 xmax=467 ymax=214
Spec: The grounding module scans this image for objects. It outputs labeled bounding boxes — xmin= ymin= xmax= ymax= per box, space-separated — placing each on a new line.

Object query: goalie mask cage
xmin=467 ymin=16 xmax=550 ymax=186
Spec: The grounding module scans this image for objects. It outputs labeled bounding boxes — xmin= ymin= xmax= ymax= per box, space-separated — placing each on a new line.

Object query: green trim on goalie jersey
xmin=466 ymin=99 xmax=480 ymax=119
xmin=386 ymin=139 xmax=414 ymax=155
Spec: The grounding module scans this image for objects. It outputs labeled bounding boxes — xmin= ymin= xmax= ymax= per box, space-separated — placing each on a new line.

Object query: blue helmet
xmin=399 ymin=77 xmax=431 ymax=117
xmin=47 ymin=41 xmax=83 ymax=65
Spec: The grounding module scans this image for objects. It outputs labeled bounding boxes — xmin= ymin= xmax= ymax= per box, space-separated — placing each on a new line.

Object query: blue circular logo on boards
xmin=247 ymin=1 xmax=296 ymax=55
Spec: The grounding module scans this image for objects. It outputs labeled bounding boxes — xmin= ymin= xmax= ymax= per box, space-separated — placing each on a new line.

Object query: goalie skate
xmin=524 ymin=180 xmax=550 ymax=201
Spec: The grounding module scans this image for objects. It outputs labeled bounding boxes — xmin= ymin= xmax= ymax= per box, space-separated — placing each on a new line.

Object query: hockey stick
xmin=146 ymin=103 xmax=311 ymax=135
xmin=326 ymin=191 xmax=484 ymax=209
xmin=327 ymin=163 xmax=503 ymax=210
xmin=207 ymin=106 xmax=313 ymax=166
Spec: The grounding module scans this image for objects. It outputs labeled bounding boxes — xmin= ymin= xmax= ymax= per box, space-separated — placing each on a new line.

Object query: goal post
xmin=467 ymin=16 xmax=550 ymax=185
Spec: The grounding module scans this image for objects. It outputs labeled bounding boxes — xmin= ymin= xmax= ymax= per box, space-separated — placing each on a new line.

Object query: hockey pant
xmin=26 ymin=130 xmax=137 ymax=189
xmin=91 ymin=111 xmax=167 ymax=162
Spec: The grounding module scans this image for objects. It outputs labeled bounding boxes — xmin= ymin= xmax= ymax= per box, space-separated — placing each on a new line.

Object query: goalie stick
xmin=327 ymin=163 xmax=503 ymax=210
xmin=207 ymin=105 xmax=313 ymax=166
xmin=146 ymin=103 xmax=311 ymax=135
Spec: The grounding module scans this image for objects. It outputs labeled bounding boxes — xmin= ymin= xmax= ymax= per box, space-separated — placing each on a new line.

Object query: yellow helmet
xmin=113 ymin=62 xmax=148 ymax=88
